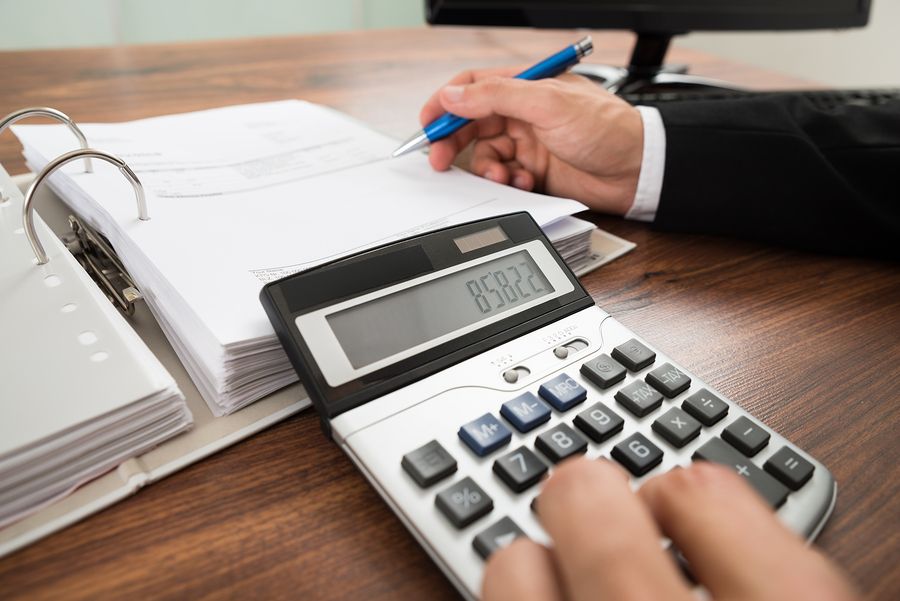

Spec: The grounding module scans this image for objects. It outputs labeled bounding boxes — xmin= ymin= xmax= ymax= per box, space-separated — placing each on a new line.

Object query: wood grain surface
xmin=0 ymin=27 xmax=897 ymax=601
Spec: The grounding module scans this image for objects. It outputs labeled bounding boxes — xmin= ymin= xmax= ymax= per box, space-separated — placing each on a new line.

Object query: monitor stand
xmin=572 ymin=32 xmax=746 ymax=94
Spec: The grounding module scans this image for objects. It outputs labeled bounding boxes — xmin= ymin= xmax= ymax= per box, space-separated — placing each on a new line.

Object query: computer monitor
xmin=426 ymin=0 xmax=871 ymax=32
xmin=425 ymin=1 xmax=872 ymax=92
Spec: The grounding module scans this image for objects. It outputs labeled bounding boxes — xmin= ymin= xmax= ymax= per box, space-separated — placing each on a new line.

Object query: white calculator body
xmin=260 ymin=213 xmax=836 ymax=600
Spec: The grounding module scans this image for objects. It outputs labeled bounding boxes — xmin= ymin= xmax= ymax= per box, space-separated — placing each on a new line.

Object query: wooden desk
xmin=0 ymin=28 xmax=897 ymax=601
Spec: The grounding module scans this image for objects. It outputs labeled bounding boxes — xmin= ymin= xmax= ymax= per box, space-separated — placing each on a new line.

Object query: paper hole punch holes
xmin=78 ymin=331 xmax=98 ymax=345
xmin=89 ymin=351 xmax=109 ymax=363
xmin=61 ymin=303 xmax=78 ymax=313
xmin=44 ymin=274 xmax=62 ymax=287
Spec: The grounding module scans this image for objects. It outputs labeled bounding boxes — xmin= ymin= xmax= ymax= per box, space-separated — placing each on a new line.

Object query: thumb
xmin=439 ymin=77 xmax=564 ymax=127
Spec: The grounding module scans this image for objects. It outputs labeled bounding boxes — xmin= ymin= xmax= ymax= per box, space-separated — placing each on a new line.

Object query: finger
xmin=470 ymin=136 xmax=516 ymax=184
xmin=419 ymin=66 xmax=527 ymax=126
xmin=482 ymin=538 xmax=564 ymax=601
xmin=537 ymin=458 xmax=693 ymax=601
xmin=439 ymin=77 xmax=572 ymax=127
xmin=638 ymin=462 xmax=857 ymax=600
xmin=427 ymin=139 xmax=462 ymax=171
xmin=426 ymin=115 xmax=507 ymax=171
xmin=508 ymin=166 xmax=535 ymax=191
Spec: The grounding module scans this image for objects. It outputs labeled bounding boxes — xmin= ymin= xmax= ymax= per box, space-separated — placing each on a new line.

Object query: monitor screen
xmin=426 ymin=0 xmax=871 ymax=32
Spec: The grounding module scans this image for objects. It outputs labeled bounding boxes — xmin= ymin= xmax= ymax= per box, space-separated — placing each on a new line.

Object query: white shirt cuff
xmin=625 ymin=105 xmax=666 ymax=223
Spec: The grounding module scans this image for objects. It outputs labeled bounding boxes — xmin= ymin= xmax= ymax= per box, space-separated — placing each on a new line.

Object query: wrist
xmin=626 ymin=106 xmax=666 ymax=222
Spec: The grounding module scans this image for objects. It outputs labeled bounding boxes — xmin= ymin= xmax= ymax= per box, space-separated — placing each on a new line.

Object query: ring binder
xmin=63 ymin=214 xmax=143 ymax=315
xmin=0 ymin=107 xmax=94 ymax=174
xmin=23 ymin=148 xmax=149 ymax=265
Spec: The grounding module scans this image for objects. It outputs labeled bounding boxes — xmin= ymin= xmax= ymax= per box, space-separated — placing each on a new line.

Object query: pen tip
xmin=392 ymin=131 xmax=429 ymax=158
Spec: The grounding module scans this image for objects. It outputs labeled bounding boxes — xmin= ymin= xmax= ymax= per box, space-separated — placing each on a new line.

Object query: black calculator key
xmin=722 ymin=416 xmax=770 ymax=456
xmin=458 ymin=413 xmax=512 ymax=457
xmin=765 ymin=446 xmax=815 ymax=490
xmin=580 ymin=354 xmax=627 ymax=389
xmin=652 ymin=407 xmax=702 ymax=448
xmin=646 ymin=363 xmax=691 ymax=398
xmin=473 ymin=516 xmax=527 ymax=560
xmin=501 ymin=392 xmax=552 ymax=433
xmin=401 ymin=440 xmax=457 ymax=488
xmin=611 ymin=432 xmax=664 ymax=476
xmin=574 ymin=401 xmax=625 ymax=442
xmin=435 ymin=477 xmax=494 ymax=528
xmin=615 ymin=380 xmax=664 ymax=417
xmin=682 ymin=388 xmax=729 ymax=426
xmin=612 ymin=338 xmax=656 ymax=371
xmin=535 ymin=423 xmax=588 ymax=463
xmin=493 ymin=447 xmax=548 ymax=493
xmin=693 ymin=438 xmax=788 ymax=508
xmin=538 ymin=373 xmax=587 ymax=411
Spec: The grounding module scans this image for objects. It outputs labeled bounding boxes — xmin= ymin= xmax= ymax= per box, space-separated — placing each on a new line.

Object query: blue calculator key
xmin=500 ymin=393 xmax=552 ymax=432
xmin=538 ymin=373 xmax=587 ymax=411
xmin=459 ymin=413 xmax=512 ymax=457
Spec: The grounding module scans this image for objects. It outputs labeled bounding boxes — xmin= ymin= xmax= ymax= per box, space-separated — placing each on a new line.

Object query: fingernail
xmin=442 ymin=85 xmax=464 ymax=103
xmin=483 ymin=170 xmax=499 ymax=182
xmin=513 ymin=174 xmax=528 ymax=189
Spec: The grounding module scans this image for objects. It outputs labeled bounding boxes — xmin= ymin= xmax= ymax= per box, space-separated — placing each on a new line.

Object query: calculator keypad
xmin=682 ymin=388 xmax=729 ymax=425
xmin=615 ymin=380 xmax=664 ymax=417
xmin=472 ymin=517 xmax=527 ymax=560
xmin=493 ymin=447 xmax=548 ymax=492
xmin=764 ymin=446 xmax=815 ymax=490
xmin=535 ymin=424 xmax=588 ymax=463
xmin=693 ymin=438 xmax=789 ymax=508
xmin=722 ymin=416 xmax=770 ymax=457
xmin=579 ymin=354 xmax=627 ymax=388
xmin=458 ymin=413 xmax=511 ymax=457
xmin=385 ymin=319 xmax=828 ymax=588
xmin=611 ymin=432 xmax=664 ymax=476
xmin=538 ymin=373 xmax=587 ymax=411
xmin=573 ymin=401 xmax=624 ymax=442
xmin=652 ymin=407 xmax=702 ymax=448
xmin=611 ymin=338 xmax=656 ymax=372
xmin=401 ymin=440 xmax=457 ymax=488
xmin=646 ymin=362 xmax=692 ymax=398
xmin=500 ymin=393 xmax=552 ymax=433
xmin=436 ymin=477 xmax=494 ymax=528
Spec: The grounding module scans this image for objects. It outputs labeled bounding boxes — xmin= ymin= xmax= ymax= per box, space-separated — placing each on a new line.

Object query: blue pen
xmin=392 ymin=36 xmax=593 ymax=158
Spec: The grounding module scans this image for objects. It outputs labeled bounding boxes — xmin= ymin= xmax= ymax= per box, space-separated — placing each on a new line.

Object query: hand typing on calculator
xmin=482 ymin=458 xmax=858 ymax=601
xmin=262 ymin=214 xmax=855 ymax=600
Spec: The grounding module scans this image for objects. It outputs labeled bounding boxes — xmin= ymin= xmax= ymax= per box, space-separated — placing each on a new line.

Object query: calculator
xmin=260 ymin=213 xmax=836 ymax=600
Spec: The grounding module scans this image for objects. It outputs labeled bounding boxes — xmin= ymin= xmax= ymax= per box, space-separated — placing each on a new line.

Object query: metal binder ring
xmin=0 ymin=107 xmax=93 ymax=173
xmin=24 ymin=148 xmax=149 ymax=265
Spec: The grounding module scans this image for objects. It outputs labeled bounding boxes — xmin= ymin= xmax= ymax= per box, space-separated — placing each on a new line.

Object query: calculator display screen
xmin=327 ymin=250 xmax=554 ymax=369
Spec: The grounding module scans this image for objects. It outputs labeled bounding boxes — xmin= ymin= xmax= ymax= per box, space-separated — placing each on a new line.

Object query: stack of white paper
xmin=0 ymin=177 xmax=192 ymax=527
xmin=13 ymin=101 xmax=599 ymax=415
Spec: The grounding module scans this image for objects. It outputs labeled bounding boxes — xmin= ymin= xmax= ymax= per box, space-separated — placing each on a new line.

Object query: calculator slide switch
xmin=554 ymin=338 xmax=589 ymax=359
xmin=502 ymin=366 xmax=530 ymax=384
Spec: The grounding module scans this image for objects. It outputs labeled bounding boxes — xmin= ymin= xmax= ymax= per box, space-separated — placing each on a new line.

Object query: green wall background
xmin=0 ymin=0 xmax=425 ymax=50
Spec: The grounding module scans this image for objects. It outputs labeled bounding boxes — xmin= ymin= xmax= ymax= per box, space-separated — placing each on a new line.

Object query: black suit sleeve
xmin=653 ymin=96 xmax=900 ymax=258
